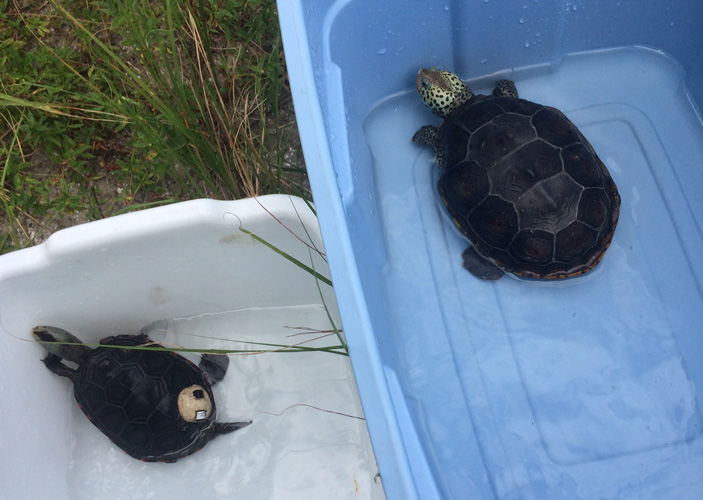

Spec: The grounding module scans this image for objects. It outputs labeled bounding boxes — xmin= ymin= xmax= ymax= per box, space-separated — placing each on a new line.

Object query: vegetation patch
xmin=1 ymin=0 xmax=306 ymax=253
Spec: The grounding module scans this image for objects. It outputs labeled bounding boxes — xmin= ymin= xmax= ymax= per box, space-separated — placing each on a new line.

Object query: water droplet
xmin=480 ymin=58 xmax=488 ymax=64
xmin=377 ymin=48 xmax=387 ymax=55
xmin=524 ymin=41 xmax=531 ymax=48
xmin=519 ymin=17 xmax=525 ymax=24
xmin=444 ymin=5 xmax=449 ymax=11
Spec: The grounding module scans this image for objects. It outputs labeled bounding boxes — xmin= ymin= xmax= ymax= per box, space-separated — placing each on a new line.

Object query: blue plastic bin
xmin=278 ymin=1 xmax=703 ymax=498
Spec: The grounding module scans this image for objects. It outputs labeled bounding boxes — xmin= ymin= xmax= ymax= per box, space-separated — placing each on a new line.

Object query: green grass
xmin=0 ymin=0 xmax=307 ymax=254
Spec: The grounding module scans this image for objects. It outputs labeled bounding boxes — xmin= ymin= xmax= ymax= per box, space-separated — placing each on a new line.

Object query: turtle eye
xmin=193 ymin=389 xmax=204 ymax=399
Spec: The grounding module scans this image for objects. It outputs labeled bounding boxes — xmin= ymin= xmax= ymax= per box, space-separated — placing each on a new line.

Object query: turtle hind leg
xmin=213 ymin=420 xmax=252 ymax=437
xmin=41 ymin=353 xmax=77 ymax=381
xmin=462 ymin=247 xmax=504 ymax=280
xmin=199 ymin=353 xmax=229 ymax=385
xmin=492 ymin=80 xmax=518 ymax=98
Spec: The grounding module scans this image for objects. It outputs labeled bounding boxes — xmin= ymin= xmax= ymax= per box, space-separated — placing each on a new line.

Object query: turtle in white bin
xmin=33 ymin=325 xmax=251 ymax=462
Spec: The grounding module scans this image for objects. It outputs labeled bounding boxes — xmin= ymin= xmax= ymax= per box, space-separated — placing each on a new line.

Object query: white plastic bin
xmin=0 ymin=196 xmax=384 ymax=499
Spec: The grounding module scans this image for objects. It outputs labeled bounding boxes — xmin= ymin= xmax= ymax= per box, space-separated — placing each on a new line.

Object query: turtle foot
xmin=462 ymin=247 xmax=504 ymax=280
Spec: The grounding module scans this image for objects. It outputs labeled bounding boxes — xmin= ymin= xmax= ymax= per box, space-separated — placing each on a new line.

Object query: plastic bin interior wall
xmin=279 ymin=1 xmax=703 ymax=499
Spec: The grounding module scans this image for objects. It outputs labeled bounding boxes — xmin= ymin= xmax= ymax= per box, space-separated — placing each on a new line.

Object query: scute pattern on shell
xmin=438 ymin=95 xmax=620 ymax=279
xmin=73 ymin=335 xmax=217 ymax=462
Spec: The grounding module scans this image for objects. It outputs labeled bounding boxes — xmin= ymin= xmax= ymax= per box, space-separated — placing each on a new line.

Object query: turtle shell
xmin=438 ymin=95 xmax=620 ymax=279
xmin=72 ymin=334 xmax=219 ymax=462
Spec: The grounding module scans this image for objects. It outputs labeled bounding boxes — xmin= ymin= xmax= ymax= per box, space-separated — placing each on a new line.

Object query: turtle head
xmin=416 ymin=67 xmax=473 ymax=119
xmin=32 ymin=325 xmax=91 ymax=363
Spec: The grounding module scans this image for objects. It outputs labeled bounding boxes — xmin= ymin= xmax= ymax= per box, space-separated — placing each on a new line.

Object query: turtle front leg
xmin=41 ymin=353 xmax=77 ymax=381
xmin=492 ymin=79 xmax=518 ymax=98
xmin=412 ymin=125 xmax=446 ymax=169
xmin=199 ymin=353 xmax=229 ymax=385
xmin=412 ymin=124 xmax=437 ymax=147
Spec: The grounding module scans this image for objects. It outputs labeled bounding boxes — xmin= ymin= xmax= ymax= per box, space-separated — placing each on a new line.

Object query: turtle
xmin=32 ymin=325 xmax=251 ymax=462
xmin=412 ymin=67 xmax=620 ymax=280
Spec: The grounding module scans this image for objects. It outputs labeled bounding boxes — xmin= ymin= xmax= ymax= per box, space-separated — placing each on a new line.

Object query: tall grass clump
xmin=0 ymin=0 xmax=306 ymax=253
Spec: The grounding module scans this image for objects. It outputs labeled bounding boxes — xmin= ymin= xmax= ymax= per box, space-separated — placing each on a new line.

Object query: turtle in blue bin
xmin=33 ymin=325 xmax=251 ymax=462
xmin=413 ymin=68 xmax=620 ymax=280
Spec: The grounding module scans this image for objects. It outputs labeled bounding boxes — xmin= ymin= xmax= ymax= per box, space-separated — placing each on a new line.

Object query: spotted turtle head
xmin=416 ymin=67 xmax=473 ymax=119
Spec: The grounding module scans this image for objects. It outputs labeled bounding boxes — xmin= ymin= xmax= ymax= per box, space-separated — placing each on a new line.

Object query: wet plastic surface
xmin=279 ymin=1 xmax=703 ymax=498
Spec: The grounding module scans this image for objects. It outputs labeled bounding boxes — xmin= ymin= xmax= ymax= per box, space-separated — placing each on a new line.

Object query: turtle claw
xmin=200 ymin=353 xmax=229 ymax=385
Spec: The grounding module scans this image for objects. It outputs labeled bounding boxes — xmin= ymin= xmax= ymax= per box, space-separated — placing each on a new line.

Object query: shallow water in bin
xmin=66 ymin=305 xmax=383 ymax=500
xmin=363 ymin=47 xmax=703 ymax=496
